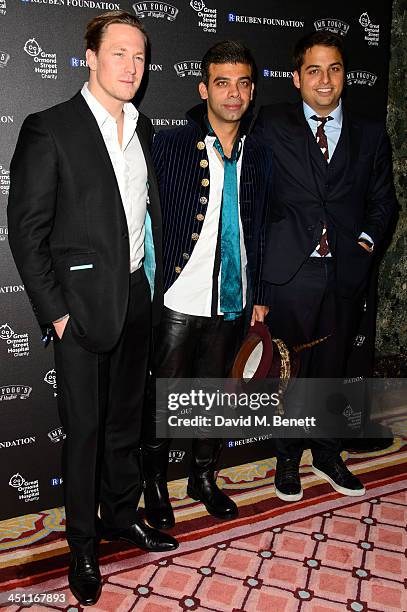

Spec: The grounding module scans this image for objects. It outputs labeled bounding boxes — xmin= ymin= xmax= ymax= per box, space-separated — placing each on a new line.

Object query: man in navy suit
xmin=8 ymin=11 xmax=177 ymax=606
xmin=142 ymin=41 xmax=271 ymax=528
xmin=253 ymin=32 xmax=397 ymax=502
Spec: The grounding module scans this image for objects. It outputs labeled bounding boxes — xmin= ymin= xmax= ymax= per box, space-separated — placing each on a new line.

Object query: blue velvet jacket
xmin=152 ymin=103 xmax=272 ymax=309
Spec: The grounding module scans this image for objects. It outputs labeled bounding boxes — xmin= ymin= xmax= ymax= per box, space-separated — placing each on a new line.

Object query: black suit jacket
xmin=8 ymin=92 xmax=163 ymax=352
xmin=253 ymin=102 xmax=397 ymax=297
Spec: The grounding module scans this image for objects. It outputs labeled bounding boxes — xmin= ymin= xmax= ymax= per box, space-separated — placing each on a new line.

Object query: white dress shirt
xmin=164 ymin=135 xmax=248 ymax=317
xmin=81 ymin=83 xmax=147 ymax=273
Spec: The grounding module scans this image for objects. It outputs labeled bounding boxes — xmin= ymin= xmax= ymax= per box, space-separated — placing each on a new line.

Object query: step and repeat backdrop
xmin=0 ymin=0 xmax=392 ymax=520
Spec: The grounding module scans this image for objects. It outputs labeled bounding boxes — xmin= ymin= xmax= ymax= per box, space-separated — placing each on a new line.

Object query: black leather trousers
xmin=142 ymin=307 xmax=244 ymax=477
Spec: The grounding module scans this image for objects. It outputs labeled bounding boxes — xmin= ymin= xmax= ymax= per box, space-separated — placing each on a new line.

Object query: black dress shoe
xmin=187 ymin=471 xmax=238 ymax=519
xmin=103 ymin=519 xmax=178 ymax=552
xmin=68 ymin=554 xmax=101 ymax=606
xmin=144 ymin=478 xmax=175 ymax=530
xmin=274 ymin=458 xmax=303 ymax=502
xmin=312 ymin=455 xmax=365 ymax=496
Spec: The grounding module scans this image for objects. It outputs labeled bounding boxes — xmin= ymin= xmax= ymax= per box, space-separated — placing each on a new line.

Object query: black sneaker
xmin=312 ymin=456 xmax=365 ymax=496
xmin=274 ymin=458 xmax=303 ymax=502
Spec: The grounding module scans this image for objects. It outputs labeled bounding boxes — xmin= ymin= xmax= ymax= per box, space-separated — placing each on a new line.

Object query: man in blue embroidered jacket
xmin=141 ymin=41 xmax=272 ymax=528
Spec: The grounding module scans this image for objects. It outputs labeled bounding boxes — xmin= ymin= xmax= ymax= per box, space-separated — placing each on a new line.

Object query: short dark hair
xmin=293 ymin=31 xmax=346 ymax=73
xmin=201 ymin=40 xmax=256 ymax=86
xmin=85 ymin=10 xmax=148 ymax=53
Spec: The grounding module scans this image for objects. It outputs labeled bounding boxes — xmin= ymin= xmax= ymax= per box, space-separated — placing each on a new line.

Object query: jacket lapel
xmin=71 ymin=92 xmax=121 ymax=195
xmin=291 ymin=103 xmax=325 ymax=200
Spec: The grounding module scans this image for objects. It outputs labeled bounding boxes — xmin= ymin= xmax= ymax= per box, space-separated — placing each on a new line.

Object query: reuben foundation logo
xmin=263 ymin=69 xmax=293 ymax=79
xmin=24 ymin=38 xmax=58 ymax=80
xmin=0 ymin=436 xmax=36 ymax=450
xmin=0 ymin=323 xmax=30 ymax=357
xmin=152 ymin=118 xmax=187 ymax=127
xmin=0 ymin=162 xmax=10 ymax=196
xmin=0 ymin=285 xmax=24 ymax=294
xmin=9 ymin=473 xmax=40 ymax=503
xmin=21 ymin=0 xmax=120 ymax=7
xmin=228 ymin=12 xmax=304 ymax=28
xmin=359 ymin=12 xmax=380 ymax=46
xmin=174 ymin=60 xmax=201 ymax=77
xmin=0 ymin=0 xmax=6 ymax=16
xmin=0 ymin=385 xmax=32 ymax=401
xmin=314 ymin=18 xmax=349 ymax=36
xmin=0 ymin=51 xmax=10 ymax=67
xmin=132 ymin=2 xmax=179 ymax=21
xmin=347 ymin=70 xmax=377 ymax=86
xmin=70 ymin=57 xmax=87 ymax=68
xmin=190 ymin=0 xmax=216 ymax=33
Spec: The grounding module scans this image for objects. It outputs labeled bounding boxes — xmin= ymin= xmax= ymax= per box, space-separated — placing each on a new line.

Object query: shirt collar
xmin=81 ymin=82 xmax=139 ymax=128
xmin=303 ymin=99 xmax=342 ymax=128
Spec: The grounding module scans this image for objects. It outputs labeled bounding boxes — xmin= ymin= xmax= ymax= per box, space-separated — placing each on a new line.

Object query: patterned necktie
xmin=207 ymin=121 xmax=243 ymax=320
xmin=311 ymin=115 xmax=332 ymax=256
xmin=311 ymin=115 xmax=331 ymax=160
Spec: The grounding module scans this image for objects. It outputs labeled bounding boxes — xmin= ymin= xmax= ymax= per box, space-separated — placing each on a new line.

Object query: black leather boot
xmin=142 ymin=440 xmax=175 ymax=529
xmin=187 ymin=439 xmax=238 ymax=520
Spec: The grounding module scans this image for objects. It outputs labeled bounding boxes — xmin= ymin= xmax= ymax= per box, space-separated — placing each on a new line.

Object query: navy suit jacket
xmin=152 ymin=104 xmax=272 ymax=309
xmin=253 ymin=102 xmax=397 ymax=297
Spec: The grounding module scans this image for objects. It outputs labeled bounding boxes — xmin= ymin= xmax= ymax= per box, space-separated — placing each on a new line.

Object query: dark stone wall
xmin=376 ymin=0 xmax=406 ymax=373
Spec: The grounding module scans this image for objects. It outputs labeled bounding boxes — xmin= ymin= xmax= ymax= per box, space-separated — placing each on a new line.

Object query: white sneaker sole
xmin=311 ymin=465 xmax=366 ymax=496
xmin=275 ymin=486 xmax=303 ymax=502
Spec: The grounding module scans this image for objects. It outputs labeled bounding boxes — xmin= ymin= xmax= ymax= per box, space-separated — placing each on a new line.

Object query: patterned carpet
xmin=0 ymin=439 xmax=406 ymax=611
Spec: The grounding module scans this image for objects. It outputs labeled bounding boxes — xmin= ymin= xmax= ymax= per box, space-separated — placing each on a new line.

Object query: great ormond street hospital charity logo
xmin=0 ymin=323 xmax=30 ymax=357
xmin=24 ymin=37 xmax=58 ymax=79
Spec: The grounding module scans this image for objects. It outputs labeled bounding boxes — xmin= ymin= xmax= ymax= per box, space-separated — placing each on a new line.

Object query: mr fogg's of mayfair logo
xmin=0 ymin=51 xmax=10 ymax=67
xmin=168 ymin=450 xmax=185 ymax=463
xmin=132 ymin=2 xmax=179 ymax=21
xmin=24 ymin=37 xmax=58 ymax=80
xmin=314 ymin=17 xmax=349 ymax=36
xmin=0 ymin=162 xmax=10 ymax=196
xmin=228 ymin=12 xmax=304 ymax=28
xmin=0 ymin=384 xmax=32 ymax=402
xmin=0 ymin=323 xmax=30 ymax=357
xmin=174 ymin=60 xmax=201 ymax=78
xmin=359 ymin=12 xmax=380 ymax=47
xmin=9 ymin=473 xmax=40 ymax=503
xmin=347 ymin=70 xmax=377 ymax=87
xmin=0 ymin=0 xmax=6 ymax=16
xmin=48 ymin=426 xmax=66 ymax=443
xmin=190 ymin=0 xmax=217 ymax=34
xmin=20 ymin=0 xmax=121 ymax=8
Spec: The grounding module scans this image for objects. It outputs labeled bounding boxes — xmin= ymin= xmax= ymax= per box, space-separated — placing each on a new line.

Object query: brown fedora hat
xmin=230 ymin=322 xmax=329 ymax=383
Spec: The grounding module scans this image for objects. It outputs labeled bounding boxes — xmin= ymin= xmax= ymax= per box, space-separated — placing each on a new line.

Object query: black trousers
xmin=143 ymin=307 xmax=244 ymax=463
xmin=267 ymin=259 xmax=364 ymax=461
xmin=54 ymin=268 xmax=151 ymax=553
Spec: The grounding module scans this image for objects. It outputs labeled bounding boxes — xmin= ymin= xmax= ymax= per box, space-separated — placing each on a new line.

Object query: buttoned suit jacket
xmin=8 ymin=91 xmax=163 ymax=353
xmin=253 ymin=102 xmax=397 ymax=297
xmin=152 ymin=104 xmax=272 ymax=308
